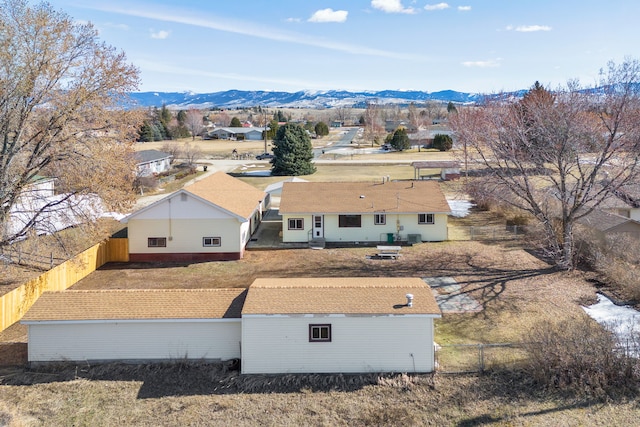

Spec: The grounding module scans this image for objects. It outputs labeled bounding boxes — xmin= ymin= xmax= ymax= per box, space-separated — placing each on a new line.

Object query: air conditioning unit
xmin=407 ymin=234 xmax=421 ymax=244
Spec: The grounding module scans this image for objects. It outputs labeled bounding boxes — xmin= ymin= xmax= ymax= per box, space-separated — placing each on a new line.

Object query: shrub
xmin=433 ymin=133 xmax=453 ymax=151
xmin=522 ymin=316 xmax=640 ymax=399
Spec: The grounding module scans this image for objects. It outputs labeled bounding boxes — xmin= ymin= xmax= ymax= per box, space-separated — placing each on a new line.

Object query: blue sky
xmin=46 ymin=0 xmax=639 ymax=94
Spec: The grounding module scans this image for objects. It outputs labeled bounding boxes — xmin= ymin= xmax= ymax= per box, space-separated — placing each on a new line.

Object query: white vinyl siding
xmin=282 ymin=213 xmax=447 ymax=243
xmin=27 ymin=321 xmax=241 ymax=362
xmin=242 ymin=315 xmax=436 ymax=374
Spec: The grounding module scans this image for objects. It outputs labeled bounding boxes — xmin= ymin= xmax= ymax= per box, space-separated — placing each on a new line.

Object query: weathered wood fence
xmin=0 ymin=238 xmax=128 ymax=333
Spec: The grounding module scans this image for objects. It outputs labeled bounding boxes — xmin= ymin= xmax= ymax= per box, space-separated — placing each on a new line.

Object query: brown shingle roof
xmin=278 ymin=181 xmax=450 ymax=214
xmin=21 ymin=289 xmax=247 ymax=322
xmin=242 ymin=277 xmax=441 ymax=316
xmin=185 ymin=172 xmax=266 ymax=219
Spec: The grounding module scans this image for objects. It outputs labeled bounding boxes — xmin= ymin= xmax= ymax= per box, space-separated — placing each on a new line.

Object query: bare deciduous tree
xmin=181 ymin=142 xmax=203 ymax=168
xmin=363 ymin=100 xmax=385 ymax=145
xmin=185 ymin=108 xmax=204 ymax=140
xmin=0 ymin=0 xmax=141 ymax=248
xmin=451 ymin=59 xmax=640 ymax=269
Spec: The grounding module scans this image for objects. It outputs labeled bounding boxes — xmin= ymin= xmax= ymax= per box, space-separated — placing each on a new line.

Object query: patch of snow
xmin=447 ymin=199 xmax=474 ymax=217
xmin=241 ymin=170 xmax=272 ymax=176
xmin=583 ymin=293 xmax=640 ymax=345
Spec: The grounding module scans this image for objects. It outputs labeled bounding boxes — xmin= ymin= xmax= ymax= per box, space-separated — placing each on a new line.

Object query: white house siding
xmin=241 ymin=315 xmax=436 ymax=374
xmin=281 ymin=213 xmax=447 ymax=243
xmin=27 ymin=320 xmax=241 ymax=363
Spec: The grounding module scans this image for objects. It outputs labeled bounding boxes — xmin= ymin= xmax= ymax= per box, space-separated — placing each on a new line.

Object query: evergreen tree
xmin=390 ymin=127 xmax=410 ymax=151
xmin=447 ymin=101 xmax=457 ymax=114
xmin=271 ymin=123 xmax=316 ymax=176
xmin=266 ymin=119 xmax=279 ymax=139
xmin=138 ymin=121 xmax=155 ymax=142
xmin=177 ymin=110 xmax=187 ymax=125
xmin=314 ymin=121 xmax=329 ymax=137
xmin=230 ymin=116 xmax=242 ymax=127
xmin=433 ymin=133 xmax=453 ymax=151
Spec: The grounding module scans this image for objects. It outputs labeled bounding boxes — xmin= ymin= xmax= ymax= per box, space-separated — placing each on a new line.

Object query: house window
xmin=418 ymin=213 xmax=435 ymax=224
xmin=309 ymin=324 xmax=332 ymax=342
xmin=203 ymin=237 xmax=221 ymax=247
xmin=374 ymin=214 xmax=386 ymax=225
xmin=147 ymin=237 xmax=167 ymax=247
xmin=288 ymin=218 xmax=304 ymax=230
xmin=339 ymin=215 xmax=361 ymax=228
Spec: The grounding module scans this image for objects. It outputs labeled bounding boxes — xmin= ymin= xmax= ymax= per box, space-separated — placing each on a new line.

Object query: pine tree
xmin=271 ymin=123 xmax=316 ymax=176
xmin=390 ymin=127 xmax=410 ymax=151
xmin=314 ymin=121 xmax=329 ymax=137
xmin=230 ymin=117 xmax=242 ymax=127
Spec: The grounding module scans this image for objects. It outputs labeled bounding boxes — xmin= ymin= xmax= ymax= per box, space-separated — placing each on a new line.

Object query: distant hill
xmin=126 ymin=89 xmax=489 ymax=109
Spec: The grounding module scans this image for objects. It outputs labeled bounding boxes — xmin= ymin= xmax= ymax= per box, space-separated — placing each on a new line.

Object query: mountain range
xmin=126 ymin=89 xmax=500 ymax=110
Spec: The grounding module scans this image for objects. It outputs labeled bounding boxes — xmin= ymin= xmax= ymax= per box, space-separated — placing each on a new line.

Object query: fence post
xmin=50 ymin=252 xmax=54 ymax=269
xmin=479 ymin=344 xmax=485 ymax=372
xmin=470 ymin=226 xmax=474 ymax=241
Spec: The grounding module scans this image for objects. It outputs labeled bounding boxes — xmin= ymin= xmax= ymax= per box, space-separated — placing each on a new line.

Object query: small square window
xmin=309 ymin=324 xmax=332 ymax=342
xmin=148 ymin=237 xmax=167 ymax=247
xmin=203 ymin=237 xmax=221 ymax=247
xmin=288 ymin=218 xmax=304 ymax=230
xmin=374 ymin=214 xmax=386 ymax=225
xmin=418 ymin=213 xmax=434 ymax=224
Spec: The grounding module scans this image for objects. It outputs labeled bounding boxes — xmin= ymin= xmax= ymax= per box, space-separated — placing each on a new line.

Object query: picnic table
xmin=376 ymin=245 xmax=402 ymax=259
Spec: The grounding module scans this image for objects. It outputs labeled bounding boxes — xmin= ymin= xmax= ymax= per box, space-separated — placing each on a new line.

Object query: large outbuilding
xmin=122 ymin=172 xmax=267 ymax=261
xmin=22 ymin=277 xmax=441 ymax=374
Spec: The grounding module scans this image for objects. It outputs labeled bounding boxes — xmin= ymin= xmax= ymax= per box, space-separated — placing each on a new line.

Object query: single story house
xmin=279 ymin=180 xmax=451 ymax=244
xmin=598 ymin=186 xmax=640 ymax=221
xmin=207 ymin=127 xmax=265 ymax=141
xmin=135 ymin=150 xmax=173 ymax=177
xmin=22 ymin=277 xmax=441 ymax=374
xmin=122 ymin=172 xmax=267 ymax=261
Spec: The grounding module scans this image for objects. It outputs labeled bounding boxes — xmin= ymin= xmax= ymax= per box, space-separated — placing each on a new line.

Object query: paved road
xmin=313 ymin=127 xmax=360 ymax=157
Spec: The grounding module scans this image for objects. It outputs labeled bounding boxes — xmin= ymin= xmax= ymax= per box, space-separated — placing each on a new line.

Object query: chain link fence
xmin=448 ymin=225 xmax=526 ymax=241
xmin=436 ymin=343 xmax=529 ymax=374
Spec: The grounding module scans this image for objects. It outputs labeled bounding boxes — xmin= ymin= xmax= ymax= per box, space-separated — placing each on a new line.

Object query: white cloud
xmin=507 ymin=25 xmax=552 ymax=32
xmin=371 ymin=0 xmax=416 ymax=14
xmin=286 ymin=17 xmax=301 ymax=23
xmin=462 ymin=59 xmax=501 ymax=68
xmin=424 ymin=3 xmax=450 ymax=11
xmin=86 ymin=4 xmax=425 ymax=60
xmin=308 ymin=8 xmax=348 ymax=23
xmin=457 ymin=6 xmax=471 ymax=11
xmin=150 ymin=29 xmax=170 ymax=39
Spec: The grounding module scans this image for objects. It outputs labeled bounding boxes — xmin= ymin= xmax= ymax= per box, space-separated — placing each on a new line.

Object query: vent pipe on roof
xmin=406 ymin=293 xmax=414 ymax=307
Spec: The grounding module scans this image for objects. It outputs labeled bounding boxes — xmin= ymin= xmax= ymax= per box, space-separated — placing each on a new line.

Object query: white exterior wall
xmin=127 ymin=195 xmax=251 ymax=254
xmin=281 ymin=213 xmax=447 ymax=243
xmin=27 ymin=320 xmax=241 ymax=362
xmin=630 ymin=208 xmax=640 ymax=221
xmin=128 ymin=218 xmax=243 ymax=254
xmin=241 ymin=315 xmax=436 ymax=374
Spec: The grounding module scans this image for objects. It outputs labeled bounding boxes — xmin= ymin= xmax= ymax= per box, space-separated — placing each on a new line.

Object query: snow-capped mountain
xmin=126 ymin=89 xmax=486 ymax=109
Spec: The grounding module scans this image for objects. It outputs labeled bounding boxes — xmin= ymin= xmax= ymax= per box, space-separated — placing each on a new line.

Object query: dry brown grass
xmin=1 ymin=240 xmax=637 ymax=425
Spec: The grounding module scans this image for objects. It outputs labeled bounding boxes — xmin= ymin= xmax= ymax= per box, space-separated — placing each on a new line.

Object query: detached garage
xmin=241 ymin=277 xmax=441 ymax=374
xmin=21 ymin=289 xmax=245 ymax=363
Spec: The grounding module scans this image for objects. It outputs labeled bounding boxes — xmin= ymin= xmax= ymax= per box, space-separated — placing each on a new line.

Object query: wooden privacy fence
xmin=0 ymin=238 xmax=128 ymax=333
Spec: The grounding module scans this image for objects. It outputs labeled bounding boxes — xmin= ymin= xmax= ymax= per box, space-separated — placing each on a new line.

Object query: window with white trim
xmin=288 ymin=218 xmax=304 ymax=230
xmin=147 ymin=237 xmax=167 ymax=247
xmin=203 ymin=237 xmax=221 ymax=247
xmin=374 ymin=214 xmax=386 ymax=225
xmin=418 ymin=213 xmax=434 ymax=224
xmin=309 ymin=324 xmax=332 ymax=342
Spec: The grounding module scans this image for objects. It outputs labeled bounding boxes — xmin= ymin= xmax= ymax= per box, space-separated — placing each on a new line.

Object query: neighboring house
xmin=577 ymin=209 xmax=640 ymax=239
xmin=122 ymin=172 xmax=267 ymax=261
xmin=241 ymin=277 xmax=441 ymax=374
xmin=135 ymin=150 xmax=173 ymax=177
xmin=21 ymin=289 xmax=246 ymax=363
xmin=598 ymin=186 xmax=640 ymax=221
xmin=279 ymin=180 xmax=451 ymax=244
xmin=208 ymin=127 xmax=265 ymax=141
xmin=22 ymin=277 xmax=441 ymax=374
